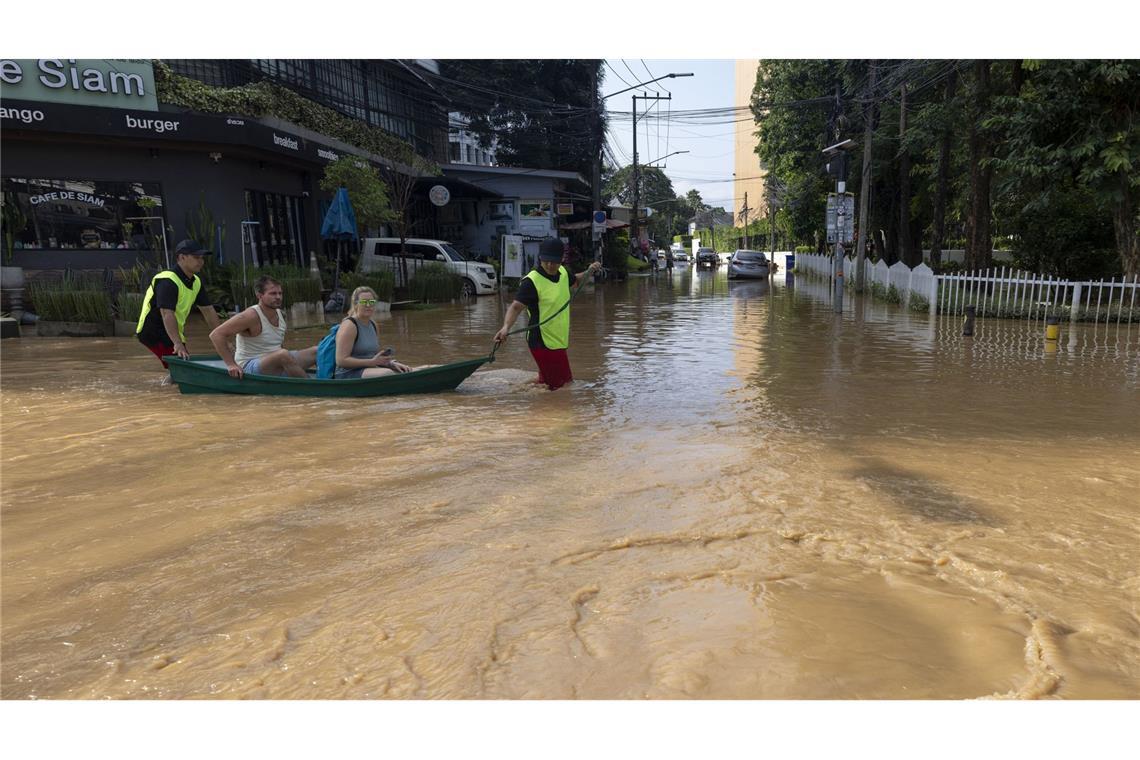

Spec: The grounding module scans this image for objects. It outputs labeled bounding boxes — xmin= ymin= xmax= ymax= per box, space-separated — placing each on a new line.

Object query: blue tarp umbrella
xmin=320 ymin=187 xmax=359 ymax=294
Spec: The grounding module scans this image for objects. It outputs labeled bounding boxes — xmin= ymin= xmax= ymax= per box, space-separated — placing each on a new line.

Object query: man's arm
xmin=494 ymin=301 xmax=528 ymax=344
xmin=208 ymin=309 xmax=257 ymax=378
xmin=574 ymin=261 xmax=602 ymax=287
xmin=159 ymin=309 xmax=189 ymax=359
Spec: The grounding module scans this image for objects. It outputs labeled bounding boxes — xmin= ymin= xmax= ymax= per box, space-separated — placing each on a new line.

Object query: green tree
xmin=603 ymin=164 xmax=676 ymax=208
xmin=604 ymin=165 xmax=678 ymax=245
xmin=989 ymin=60 xmax=1140 ymax=277
xmin=319 ymin=156 xmax=395 ymax=234
xmin=439 ymin=60 xmax=604 ymax=179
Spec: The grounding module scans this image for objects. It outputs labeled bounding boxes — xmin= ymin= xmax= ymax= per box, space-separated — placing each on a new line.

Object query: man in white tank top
xmin=208 ymin=275 xmax=319 ymax=378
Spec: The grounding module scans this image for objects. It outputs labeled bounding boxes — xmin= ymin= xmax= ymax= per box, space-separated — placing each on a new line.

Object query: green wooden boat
xmin=166 ymin=355 xmax=490 ymax=397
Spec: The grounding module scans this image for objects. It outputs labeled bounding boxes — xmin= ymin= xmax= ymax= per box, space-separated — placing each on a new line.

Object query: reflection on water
xmin=3 ymin=267 xmax=1138 ymax=699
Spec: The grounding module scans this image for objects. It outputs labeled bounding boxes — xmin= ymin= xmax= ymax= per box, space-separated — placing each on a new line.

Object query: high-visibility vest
xmin=137 ymin=270 xmax=201 ymax=341
xmin=524 ymin=266 xmax=571 ymax=349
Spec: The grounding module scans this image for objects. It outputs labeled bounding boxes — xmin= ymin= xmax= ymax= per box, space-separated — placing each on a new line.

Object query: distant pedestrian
xmin=494 ymin=237 xmax=601 ymax=391
xmin=135 ymin=239 xmax=222 ymax=377
xmin=665 ymin=248 xmax=675 ymax=273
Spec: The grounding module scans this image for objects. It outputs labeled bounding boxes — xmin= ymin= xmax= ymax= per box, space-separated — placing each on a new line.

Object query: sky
xmin=602 ymin=59 xmax=737 ymax=211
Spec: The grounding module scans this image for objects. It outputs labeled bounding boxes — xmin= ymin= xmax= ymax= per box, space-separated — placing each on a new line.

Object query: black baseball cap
xmin=174 ymin=239 xmax=213 ymax=256
xmin=538 ymin=238 xmax=564 ymax=262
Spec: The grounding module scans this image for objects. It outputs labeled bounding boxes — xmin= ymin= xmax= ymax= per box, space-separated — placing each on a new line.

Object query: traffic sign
xmin=592 ymin=209 xmax=606 ymax=240
xmin=826 ymin=192 xmax=855 ymax=244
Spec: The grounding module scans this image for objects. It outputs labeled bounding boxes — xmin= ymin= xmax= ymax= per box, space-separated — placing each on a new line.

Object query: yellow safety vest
xmin=524 ymin=266 xmax=570 ymax=350
xmin=137 ymin=270 xmax=202 ymax=341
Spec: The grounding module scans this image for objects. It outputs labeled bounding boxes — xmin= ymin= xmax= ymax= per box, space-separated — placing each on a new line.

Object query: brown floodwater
xmin=2 ymin=267 xmax=1138 ymax=699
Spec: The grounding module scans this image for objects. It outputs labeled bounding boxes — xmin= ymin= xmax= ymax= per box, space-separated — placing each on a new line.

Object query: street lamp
xmin=643 ymin=149 xmax=689 ymax=166
xmin=593 ymin=71 xmax=693 ymax=264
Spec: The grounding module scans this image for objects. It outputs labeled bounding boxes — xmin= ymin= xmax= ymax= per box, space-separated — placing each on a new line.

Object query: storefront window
xmin=1 ymin=178 xmax=166 ymax=251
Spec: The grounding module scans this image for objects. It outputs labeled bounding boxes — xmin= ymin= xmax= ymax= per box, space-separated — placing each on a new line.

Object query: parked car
xmin=358 ymin=238 xmax=498 ymax=297
xmin=672 ymin=249 xmax=690 ymax=263
xmin=727 ymin=250 xmax=771 ymax=279
xmin=696 ymin=247 xmax=719 ymax=267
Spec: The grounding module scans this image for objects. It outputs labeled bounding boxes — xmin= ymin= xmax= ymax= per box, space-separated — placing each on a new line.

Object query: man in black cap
xmin=494 ymin=237 xmax=600 ymax=390
xmin=136 ymin=239 xmax=222 ymax=373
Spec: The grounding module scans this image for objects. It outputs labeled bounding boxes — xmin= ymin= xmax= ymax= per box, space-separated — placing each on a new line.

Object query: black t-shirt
xmin=137 ymin=266 xmax=212 ymax=347
xmin=515 ymin=265 xmax=578 ymax=350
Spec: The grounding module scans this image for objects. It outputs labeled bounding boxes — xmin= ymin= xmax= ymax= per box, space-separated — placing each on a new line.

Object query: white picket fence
xmin=793 ymin=253 xmax=1140 ymax=323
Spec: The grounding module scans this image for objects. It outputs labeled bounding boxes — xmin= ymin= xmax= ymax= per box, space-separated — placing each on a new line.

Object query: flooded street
xmin=2 ymin=267 xmax=1138 ymax=699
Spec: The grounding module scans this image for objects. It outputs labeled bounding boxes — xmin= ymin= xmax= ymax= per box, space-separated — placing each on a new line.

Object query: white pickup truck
xmin=358 ymin=238 xmax=498 ymax=297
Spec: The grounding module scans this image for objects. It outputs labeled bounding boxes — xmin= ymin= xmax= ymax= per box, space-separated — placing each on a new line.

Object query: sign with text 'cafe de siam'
xmin=0 ymin=59 xmax=158 ymax=111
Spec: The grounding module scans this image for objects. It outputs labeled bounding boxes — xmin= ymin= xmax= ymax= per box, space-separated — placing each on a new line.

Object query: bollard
xmin=962 ymin=305 xmax=976 ymax=336
xmin=1045 ymin=315 xmax=1060 ymax=341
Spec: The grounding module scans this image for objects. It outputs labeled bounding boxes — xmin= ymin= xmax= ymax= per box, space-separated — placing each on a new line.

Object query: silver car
xmin=727 ymin=250 xmax=771 ymax=279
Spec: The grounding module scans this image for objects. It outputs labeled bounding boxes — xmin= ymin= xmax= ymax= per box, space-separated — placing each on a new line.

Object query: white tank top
xmin=234 ymin=305 xmax=286 ymax=364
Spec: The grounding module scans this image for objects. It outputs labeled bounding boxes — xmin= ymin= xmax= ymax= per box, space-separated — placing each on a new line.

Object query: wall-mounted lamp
xmin=209 ymin=152 xmax=222 ymax=164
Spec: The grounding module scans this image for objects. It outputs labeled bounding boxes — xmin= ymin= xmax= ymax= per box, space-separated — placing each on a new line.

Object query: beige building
xmin=734 ymin=59 xmax=765 ymax=228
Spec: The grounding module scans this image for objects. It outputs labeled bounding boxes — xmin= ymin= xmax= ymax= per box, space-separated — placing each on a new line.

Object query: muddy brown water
xmin=2 ymin=268 xmax=1138 ymax=699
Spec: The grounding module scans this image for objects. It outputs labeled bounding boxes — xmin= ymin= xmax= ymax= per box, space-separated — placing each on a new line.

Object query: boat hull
xmin=166 ymin=355 xmax=488 ymax=397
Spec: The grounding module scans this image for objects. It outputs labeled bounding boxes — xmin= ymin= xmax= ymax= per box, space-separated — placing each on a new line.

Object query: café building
xmin=1 ymin=59 xmax=452 ymax=272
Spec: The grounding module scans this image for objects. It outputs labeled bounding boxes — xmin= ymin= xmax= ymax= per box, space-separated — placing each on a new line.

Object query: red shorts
xmin=141 ymin=340 xmax=177 ymax=368
xmin=529 ymin=346 xmax=573 ymax=390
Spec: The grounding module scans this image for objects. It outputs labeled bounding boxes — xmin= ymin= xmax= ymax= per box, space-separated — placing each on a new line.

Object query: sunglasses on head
xmin=358 ymin=298 xmax=378 ymax=306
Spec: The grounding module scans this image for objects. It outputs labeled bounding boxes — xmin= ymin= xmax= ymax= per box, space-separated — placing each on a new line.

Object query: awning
xmin=558 ymin=218 xmax=629 ymax=230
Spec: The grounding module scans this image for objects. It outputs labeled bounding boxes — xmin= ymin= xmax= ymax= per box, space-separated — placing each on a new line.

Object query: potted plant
xmin=29 ymin=275 xmax=114 ymax=337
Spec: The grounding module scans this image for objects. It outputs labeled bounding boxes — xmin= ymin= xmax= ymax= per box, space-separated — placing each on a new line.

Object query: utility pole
xmin=741 ymin=192 xmax=750 ymax=250
xmin=631 ymin=92 xmax=671 ymax=262
xmin=854 ymin=61 xmax=877 ymax=293
xmin=592 ymin=63 xmax=603 ymax=264
xmin=599 ymin=71 xmax=693 ymax=264
xmin=824 ymin=139 xmax=855 ymax=314
xmin=768 ymin=194 xmax=776 ymax=273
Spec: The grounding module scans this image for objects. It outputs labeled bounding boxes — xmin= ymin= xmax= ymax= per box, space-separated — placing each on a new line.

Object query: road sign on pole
xmin=592 ymin=210 xmax=606 ymax=241
xmin=826 ymin=192 xmax=855 ymax=244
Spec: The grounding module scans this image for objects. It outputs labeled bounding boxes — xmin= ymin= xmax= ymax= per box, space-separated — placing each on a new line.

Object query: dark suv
xmin=696 ymin=247 xmax=719 ymax=267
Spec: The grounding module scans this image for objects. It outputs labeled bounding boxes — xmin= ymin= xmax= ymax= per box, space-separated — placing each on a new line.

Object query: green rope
xmin=488 ymin=272 xmax=593 ymax=363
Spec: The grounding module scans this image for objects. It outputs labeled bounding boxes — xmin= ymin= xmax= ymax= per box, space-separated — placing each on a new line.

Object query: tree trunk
xmin=965 ymin=60 xmax=993 ymax=271
xmin=898 ymin=82 xmax=920 ymax=267
xmin=854 ymin=61 xmax=877 ymax=292
xmin=1113 ymin=175 xmax=1139 ymax=279
xmin=928 ymin=69 xmax=958 ymax=271
xmin=883 ymin=183 xmax=900 ymax=265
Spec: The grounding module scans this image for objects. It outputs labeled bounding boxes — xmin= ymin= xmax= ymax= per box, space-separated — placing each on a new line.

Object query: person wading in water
xmin=135 ymin=239 xmax=222 ymax=382
xmin=493 ymin=237 xmax=600 ymax=391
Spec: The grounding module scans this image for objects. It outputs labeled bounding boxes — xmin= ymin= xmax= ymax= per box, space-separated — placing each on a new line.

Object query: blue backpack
xmin=316 ymin=317 xmax=357 ymax=379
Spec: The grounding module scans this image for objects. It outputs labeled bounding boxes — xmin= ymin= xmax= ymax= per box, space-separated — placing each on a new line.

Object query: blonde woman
xmin=334 ymin=287 xmax=413 ymax=379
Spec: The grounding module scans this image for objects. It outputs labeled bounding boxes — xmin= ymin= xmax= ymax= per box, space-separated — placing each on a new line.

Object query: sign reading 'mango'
xmin=0 ymin=59 xmax=157 ymax=111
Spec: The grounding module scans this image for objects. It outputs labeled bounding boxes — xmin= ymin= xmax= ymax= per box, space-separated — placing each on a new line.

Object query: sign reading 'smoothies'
xmin=0 ymin=59 xmax=157 ymax=111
